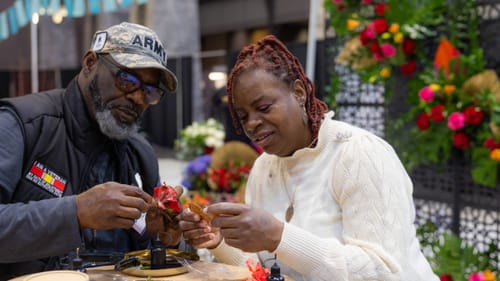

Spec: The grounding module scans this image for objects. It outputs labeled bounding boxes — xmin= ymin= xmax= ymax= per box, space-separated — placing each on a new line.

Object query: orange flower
xmin=482 ymin=270 xmax=496 ymax=281
xmin=490 ymin=148 xmax=500 ymax=161
xmin=444 ymin=84 xmax=456 ymax=95
xmin=347 ymin=19 xmax=360 ymax=31
xmin=380 ymin=67 xmax=391 ymax=78
xmin=388 ymin=23 xmax=399 ymax=33
xmin=434 ymin=38 xmax=460 ymax=74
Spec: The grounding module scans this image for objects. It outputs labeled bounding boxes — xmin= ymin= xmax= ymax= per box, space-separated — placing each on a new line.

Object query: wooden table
xmin=88 ymin=261 xmax=250 ymax=281
xmin=10 ymin=261 xmax=293 ymax=281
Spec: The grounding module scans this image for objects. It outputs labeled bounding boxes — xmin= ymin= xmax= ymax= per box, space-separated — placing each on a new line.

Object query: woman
xmin=179 ymin=35 xmax=438 ymax=281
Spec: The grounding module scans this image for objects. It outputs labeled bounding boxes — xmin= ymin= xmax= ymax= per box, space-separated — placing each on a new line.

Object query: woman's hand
xmin=178 ymin=208 xmax=222 ymax=249
xmin=207 ymin=202 xmax=284 ymax=253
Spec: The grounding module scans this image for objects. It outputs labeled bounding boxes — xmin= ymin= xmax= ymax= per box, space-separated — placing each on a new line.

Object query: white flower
xmin=174 ymin=118 xmax=226 ymax=160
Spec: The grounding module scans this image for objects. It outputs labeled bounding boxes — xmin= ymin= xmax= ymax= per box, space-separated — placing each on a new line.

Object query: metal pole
xmin=306 ymin=0 xmax=319 ymax=80
xmin=30 ymin=1 xmax=38 ymax=93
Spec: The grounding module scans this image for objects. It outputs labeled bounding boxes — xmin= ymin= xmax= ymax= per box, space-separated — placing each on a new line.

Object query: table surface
xmin=10 ymin=261 xmax=293 ymax=281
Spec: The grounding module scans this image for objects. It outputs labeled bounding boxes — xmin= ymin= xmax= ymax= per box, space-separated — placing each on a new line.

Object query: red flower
xmin=440 ymin=274 xmax=453 ymax=281
xmin=208 ymin=162 xmax=251 ymax=193
xmin=154 ymin=184 xmax=181 ymax=214
xmin=453 ymin=132 xmax=470 ymax=149
xmin=484 ymin=138 xmax=500 ymax=151
xmin=400 ymin=60 xmax=417 ymax=76
xmin=369 ymin=41 xmax=382 ymax=56
xmin=337 ymin=4 xmax=346 ymax=11
xmin=374 ymin=3 xmax=389 ymax=16
xmin=416 ymin=112 xmax=430 ymax=130
xmin=463 ymin=107 xmax=484 ymax=125
xmin=402 ymin=38 xmax=416 ymax=55
xmin=430 ymin=104 xmax=445 ymax=122
xmin=204 ymin=146 xmax=215 ymax=154
xmin=372 ymin=18 xmax=388 ymax=34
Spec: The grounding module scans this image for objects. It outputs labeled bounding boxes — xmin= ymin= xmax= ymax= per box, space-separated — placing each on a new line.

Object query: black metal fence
xmin=327 ymin=0 xmax=500 ymax=262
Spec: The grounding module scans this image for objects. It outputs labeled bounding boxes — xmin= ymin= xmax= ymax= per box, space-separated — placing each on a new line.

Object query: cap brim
xmin=110 ymin=53 xmax=178 ymax=93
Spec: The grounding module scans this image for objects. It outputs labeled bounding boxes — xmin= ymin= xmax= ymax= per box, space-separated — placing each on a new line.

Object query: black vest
xmin=0 ymin=79 xmax=160 ymax=278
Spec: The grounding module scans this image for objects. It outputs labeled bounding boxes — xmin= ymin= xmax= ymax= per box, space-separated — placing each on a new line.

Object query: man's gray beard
xmin=89 ymin=78 xmax=141 ymax=140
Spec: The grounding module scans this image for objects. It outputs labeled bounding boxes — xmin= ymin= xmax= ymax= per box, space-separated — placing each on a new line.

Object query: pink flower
xmin=362 ymin=0 xmax=373 ymax=4
xmin=360 ymin=28 xmax=376 ymax=45
xmin=469 ymin=272 xmax=485 ymax=281
xmin=418 ymin=86 xmax=435 ymax=103
xmin=381 ymin=43 xmax=397 ymax=58
xmin=332 ymin=0 xmax=342 ymax=3
xmin=448 ymin=112 xmax=465 ymax=130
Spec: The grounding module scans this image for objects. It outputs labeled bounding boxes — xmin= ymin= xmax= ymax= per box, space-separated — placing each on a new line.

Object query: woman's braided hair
xmin=227 ymin=35 xmax=329 ymax=139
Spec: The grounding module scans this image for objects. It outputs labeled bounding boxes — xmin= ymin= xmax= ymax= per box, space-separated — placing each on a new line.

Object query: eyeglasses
xmin=99 ymin=55 xmax=166 ymax=105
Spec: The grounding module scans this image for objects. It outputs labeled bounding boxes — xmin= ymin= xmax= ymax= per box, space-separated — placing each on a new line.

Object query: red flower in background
xmin=402 ymin=38 xmax=416 ymax=55
xmin=360 ymin=28 xmax=376 ymax=45
xmin=400 ymin=60 xmax=417 ymax=76
xmin=439 ymin=274 xmax=453 ymax=281
xmin=207 ymin=161 xmax=251 ymax=193
xmin=374 ymin=3 xmax=389 ymax=16
xmin=372 ymin=18 xmax=388 ymax=34
xmin=463 ymin=107 xmax=484 ymax=125
xmin=453 ymin=132 xmax=470 ymax=149
xmin=416 ymin=112 xmax=430 ymax=130
xmin=484 ymin=138 xmax=500 ymax=151
xmin=430 ymin=104 xmax=445 ymax=122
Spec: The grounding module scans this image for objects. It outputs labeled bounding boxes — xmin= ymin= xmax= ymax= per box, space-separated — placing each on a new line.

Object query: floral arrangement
xmin=417 ymin=221 xmax=498 ymax=281
xmin=325 ymin=0 xmax=500 ymax=186
xmin=180 ymin=141 xmax=258 ymax=208
xmin=180 ymin=155 xmax=251 ymax=195
xmin=174 ymin=118 xmax=225 ymax=160
xmin=324 ymin=0 xmax=445 ymax=84
xmin=180 ymin=155 xmax=251 ymax=207
xmin=398 ymin=37 xmax=500 ymax=187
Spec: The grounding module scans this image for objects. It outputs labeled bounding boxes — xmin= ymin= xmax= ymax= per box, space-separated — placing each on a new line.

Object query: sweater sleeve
xmin=274 ymin=134 xmax=417 ymax=281
xmin=210 ymin=239 xmax=258 ymax=266
xmin=0 ymin=108 xmax=81 ymax=262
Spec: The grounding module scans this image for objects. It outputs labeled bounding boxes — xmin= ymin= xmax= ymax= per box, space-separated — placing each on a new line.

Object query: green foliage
xmin=417 ymin=221 xmax=499 ymax=281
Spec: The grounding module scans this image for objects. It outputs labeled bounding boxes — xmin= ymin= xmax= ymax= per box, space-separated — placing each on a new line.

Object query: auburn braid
xmin=226 ymin=34 xmax=329 ymax=139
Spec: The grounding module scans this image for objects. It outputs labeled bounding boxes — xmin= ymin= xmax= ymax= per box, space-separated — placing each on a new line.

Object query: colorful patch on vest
xmin=25 ymin=161 xmax=67 ymax=197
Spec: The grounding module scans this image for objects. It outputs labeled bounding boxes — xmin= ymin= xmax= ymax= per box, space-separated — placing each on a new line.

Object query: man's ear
xmin=81 ymin=51 xmax=98 ymax=74
xmin=292 ymin=79 xmax=307 ymax=105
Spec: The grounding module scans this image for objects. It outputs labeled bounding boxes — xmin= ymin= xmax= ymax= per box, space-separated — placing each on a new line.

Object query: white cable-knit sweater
xmin=210 ymin=112 xmax=439 ymax=281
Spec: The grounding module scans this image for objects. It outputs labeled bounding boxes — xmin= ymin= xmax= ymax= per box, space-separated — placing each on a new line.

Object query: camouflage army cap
xmin=90 ymin=22 xmax=178 ymax=92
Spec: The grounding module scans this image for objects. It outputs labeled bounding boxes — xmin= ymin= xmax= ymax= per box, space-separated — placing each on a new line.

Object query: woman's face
xmin=232 ymin=69 xmax=312 ymax=157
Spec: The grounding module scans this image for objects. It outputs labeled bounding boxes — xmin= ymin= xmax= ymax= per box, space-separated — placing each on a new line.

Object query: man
xmin=0 ymin=22 xmax=182 ymax=279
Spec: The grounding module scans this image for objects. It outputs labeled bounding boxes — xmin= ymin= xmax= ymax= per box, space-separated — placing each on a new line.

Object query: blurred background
xmin=0 ymin=0 xmax=332 ymax=149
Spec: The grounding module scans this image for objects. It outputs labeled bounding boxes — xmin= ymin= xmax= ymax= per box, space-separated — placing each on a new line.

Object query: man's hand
xmin=146 ymin=185 xmax=183 ymax=246
xmin=75 ymin=182 xmax=151 ymax=230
